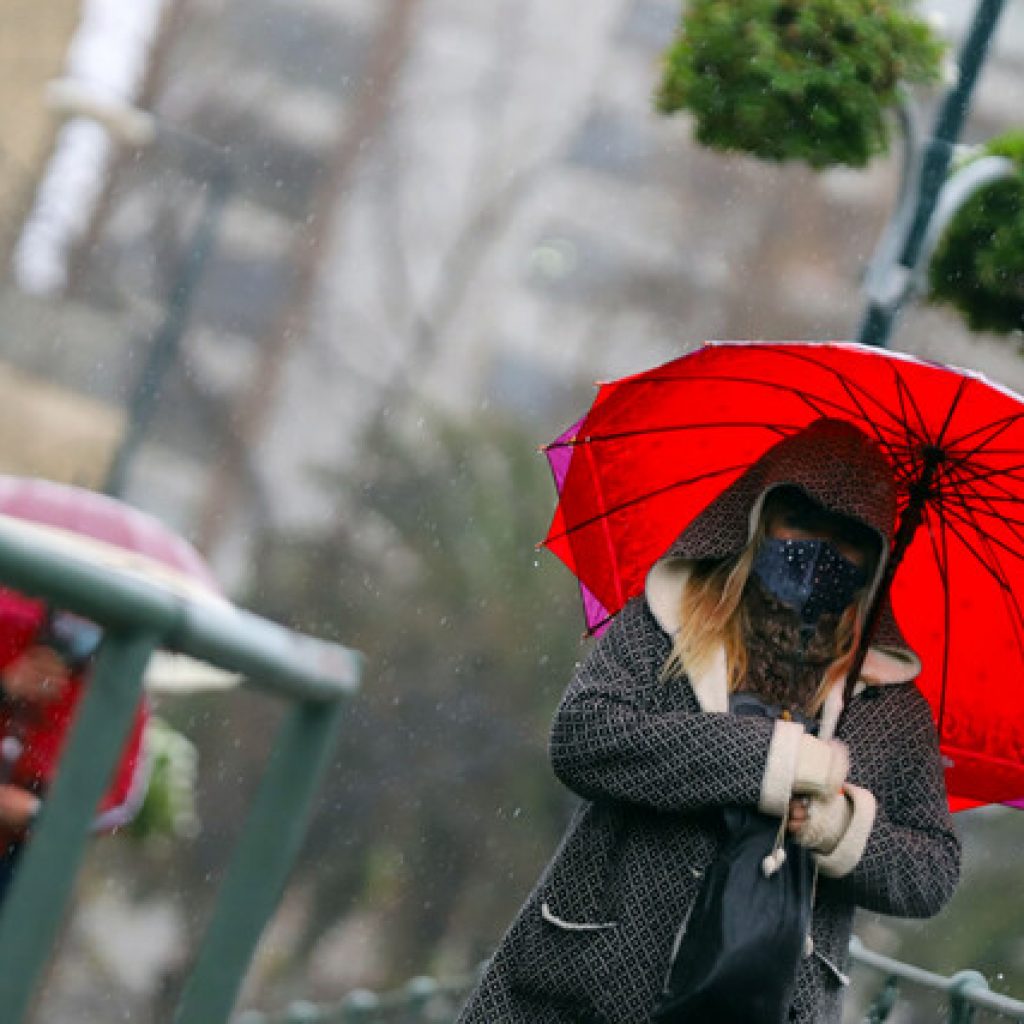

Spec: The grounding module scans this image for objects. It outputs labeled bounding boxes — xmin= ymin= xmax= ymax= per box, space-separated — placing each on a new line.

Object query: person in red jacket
xmin=0 ymin=587 xmax=149 ymax=898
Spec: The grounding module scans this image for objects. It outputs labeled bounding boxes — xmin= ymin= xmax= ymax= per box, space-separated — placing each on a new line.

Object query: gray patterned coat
xmin=456 ymin=596 xmax=960 ymax=1024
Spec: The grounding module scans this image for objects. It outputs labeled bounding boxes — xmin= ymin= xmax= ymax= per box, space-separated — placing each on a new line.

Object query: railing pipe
xmin=0 ymin=516 xmax=180 ymax=631
xmin=850 ymin=936 xmax=1024 ymax=1019
xmin=171 ymin=599 xmax=362 ymax=702
xmin=0 ymin=516 xmax=360 ymax=700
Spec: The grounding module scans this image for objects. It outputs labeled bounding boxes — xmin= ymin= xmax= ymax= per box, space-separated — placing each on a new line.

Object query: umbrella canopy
xmin=543 ymin=341 xmax=1024 ymax=810
xmin=0 ymin=476 xmax=238 ymax=691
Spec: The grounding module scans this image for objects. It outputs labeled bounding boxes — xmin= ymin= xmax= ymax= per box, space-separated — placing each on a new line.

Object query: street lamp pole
xmin=102 ymin=162 xmax=231 ymax=498
xmin=47 ymin=80 xmax=232 ymax=498
xmin=856 ymin=0 xmax=1009 ymax=348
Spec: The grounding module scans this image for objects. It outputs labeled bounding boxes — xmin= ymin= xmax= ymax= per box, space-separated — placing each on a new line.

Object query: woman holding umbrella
xmin=458 ymin=416 xmax=960 ymax=1024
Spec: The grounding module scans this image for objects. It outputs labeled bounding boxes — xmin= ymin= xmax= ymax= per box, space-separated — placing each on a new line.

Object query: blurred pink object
xmin=0 ymin=475 xmax=218 ymax=593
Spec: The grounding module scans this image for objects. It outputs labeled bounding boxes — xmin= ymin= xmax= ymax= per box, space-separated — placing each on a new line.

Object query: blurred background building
xmin=4 ymin=0 xmax=1023 ymax=583
xmin=2 ymin=1 xmax=1024 ymax=1021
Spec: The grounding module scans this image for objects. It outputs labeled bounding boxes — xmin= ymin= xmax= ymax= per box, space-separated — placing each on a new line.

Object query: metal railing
xmin=850 ymin=936 xmax=1024 ymax=1023
xmin=0 ymin=515 xmax=362 ymax=1024
xmin=236 ymin=943 xmax=1024 ymax=1024
xmin=235 ymin=972 xmax=478 ymax=1024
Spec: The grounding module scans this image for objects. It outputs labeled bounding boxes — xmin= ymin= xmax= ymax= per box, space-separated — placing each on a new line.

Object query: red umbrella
xmin=542 ymin=341 xmax=1024 ymax=811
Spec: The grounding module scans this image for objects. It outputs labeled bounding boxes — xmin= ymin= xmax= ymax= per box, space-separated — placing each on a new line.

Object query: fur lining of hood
xmin=645 ymin=559 xmax=921 ymax=738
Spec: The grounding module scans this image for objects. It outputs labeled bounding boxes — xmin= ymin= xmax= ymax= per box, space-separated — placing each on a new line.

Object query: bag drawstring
xmin=761 ymin=702 xmax=836 ymax=953
xmin=761 ymin=804 xmax=820 ymax=957
xmin=761 ymin=812 xmax=789 ymax=877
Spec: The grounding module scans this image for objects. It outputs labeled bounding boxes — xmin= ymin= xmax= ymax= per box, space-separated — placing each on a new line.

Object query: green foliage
xmin=657 ymin=0 xmax=943 ymax=168
xmin=928 ymin=132 xmax=1024 ymax=336
xmin=125 ymin=717 xmax=199 ymax=842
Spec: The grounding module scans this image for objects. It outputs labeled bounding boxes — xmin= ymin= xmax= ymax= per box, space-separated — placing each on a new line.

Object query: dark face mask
xmin=752 ymin=537 xmax=868 ymax=626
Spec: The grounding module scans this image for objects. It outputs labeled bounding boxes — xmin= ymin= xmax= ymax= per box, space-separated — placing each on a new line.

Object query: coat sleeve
xmin=817 ymin=687 xmax=960 ymax=919
xmin=549 ymin=598 xmax=803 ymax=815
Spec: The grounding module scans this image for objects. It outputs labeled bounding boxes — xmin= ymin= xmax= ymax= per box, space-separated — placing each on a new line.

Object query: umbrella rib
xmin=940 ymin=468 xmax=1024 ymax=536
xmin=940 ymin=410 xmax=1024 ymax=456
xmin=584 ymin=611 xmax=613 ymax=637
xmin=596 ymin=372 xmax=887 ymax=434
xmin=933 ymin=375 xmax=970 ymax=449
xmin=938 ymin=513 xmax=1020 ymax=629
xmin=942 ymin=492 xmax=1024 ymax=534
xmin=940 ymin=498 xmax=1024 ymax=575
xmin=940 ymin=501 xmax=1024 ymax=666
xmin=938 ymin=487 xmax=1024 ymax=614
xmin=941 ymin=459 xmax=1024 ymax=490
xmin=889 ymin=358 xmax=934 ymax=446
xmin=887 ymin=443 xmax=926 ymax=488
xmin=582 ymin=437 xmax=626 ymax=610
xmin=948 ymin=445 xmax=1024 ymax=457
xmin=545 ymin=419 xmax=797 ymax=449
xmin=790 ymin=346 xmax=926 ymax=449
xmin=616 ymin=361 xmax=916 ymax=446
xmin=892 ymin=393 xmax=933 ymax=489
xmin=542 ymin=461 xmax=756 ymax=545
xmin=763 ymin=348 xmax=928 ymax=444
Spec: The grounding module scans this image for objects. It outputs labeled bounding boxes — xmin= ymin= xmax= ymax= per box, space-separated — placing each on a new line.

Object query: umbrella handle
xmin=842 ymin=449 xmax=944 ymax=704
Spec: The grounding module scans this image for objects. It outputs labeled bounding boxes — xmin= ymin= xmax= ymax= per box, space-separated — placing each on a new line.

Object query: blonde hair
xmin=662 ymin=519 xmax=875 ymax=715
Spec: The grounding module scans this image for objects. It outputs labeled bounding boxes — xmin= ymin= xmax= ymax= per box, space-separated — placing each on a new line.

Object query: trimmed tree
xmin=928 ymin=132 xmax=1024 ymax=335
xmin=657 ymin=0 xmax=943 ymax=169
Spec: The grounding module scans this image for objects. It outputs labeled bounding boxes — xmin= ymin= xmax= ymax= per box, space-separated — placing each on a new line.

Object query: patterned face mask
xmin=751 ymin=537 xmax=867 ymax=625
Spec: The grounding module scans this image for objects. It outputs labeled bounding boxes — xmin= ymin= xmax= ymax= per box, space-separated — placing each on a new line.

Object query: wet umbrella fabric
xmin=542 ymin=341 xmax=1024 ymax=809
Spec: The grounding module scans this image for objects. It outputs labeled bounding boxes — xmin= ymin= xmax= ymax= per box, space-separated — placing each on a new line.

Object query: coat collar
xmin=645 ymin=558 xmax=920 ymax=738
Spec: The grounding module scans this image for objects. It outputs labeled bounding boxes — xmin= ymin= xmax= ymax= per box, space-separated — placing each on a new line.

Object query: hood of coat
xmin=644 ymin=419 xmax=920 ymax=714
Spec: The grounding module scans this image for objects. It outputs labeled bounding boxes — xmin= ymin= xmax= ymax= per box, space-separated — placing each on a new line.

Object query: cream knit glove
xmin=793 ymin=735 xmax=849 ymax=797
xmin=793 ymin=790 xmax=855 ymax=855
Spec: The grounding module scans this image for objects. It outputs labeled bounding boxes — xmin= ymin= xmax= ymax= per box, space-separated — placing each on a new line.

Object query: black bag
xmin=652 ymin=806 xmax=813 ymax=1024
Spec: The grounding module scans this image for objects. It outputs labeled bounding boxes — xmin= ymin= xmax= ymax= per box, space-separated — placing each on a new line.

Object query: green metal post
xmin=174 ymin=698 xmax=346 ymax=1024
xmin=403 ymin=976 xmax=438 ymax=1021
xmin=864 ymin=975 xmax=900 ymax=1022
xmin=857 ymin=0 xmax=1007 ymax=348
xmin=949 ymin=970 xmax=988 ymax=1024
xmin=0 ymin=629 xmax=160 ymax=1023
